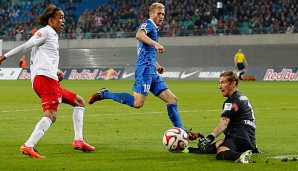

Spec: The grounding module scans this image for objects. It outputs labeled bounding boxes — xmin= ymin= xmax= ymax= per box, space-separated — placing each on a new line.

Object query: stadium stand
xmin=0 ymin=0 xmax=297 ymax=41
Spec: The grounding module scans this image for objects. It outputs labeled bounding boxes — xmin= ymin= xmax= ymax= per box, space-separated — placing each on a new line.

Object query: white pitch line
xmin=1 ymin=105 xmax=297 ymax=113
xmin=267 ymin=155 xmax=298 ymax=159
xmin=1 ymin=106 xmax=298 ymax=120
xmin=0 ymin=109 xmax=204 ymax=120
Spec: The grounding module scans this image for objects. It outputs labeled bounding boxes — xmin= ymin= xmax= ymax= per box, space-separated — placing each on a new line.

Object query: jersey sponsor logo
xmin=224 ymin=103 xmax=232 ymax=110
xmin=37 ymin=32 xmax=42 ymax=38
xmin=232 ymin=103 xmax=238 ymax=111
xmin=140 ymin=23 xmax=147 ymax=29
xmin=180 ymin=71 xmax=198 ymax=79
xmin=122 ymin=71 xmax=135 ymax=79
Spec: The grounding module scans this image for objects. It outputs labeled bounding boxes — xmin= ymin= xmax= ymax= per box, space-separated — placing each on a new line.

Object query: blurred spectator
xmin=32 ymin=26 xmax=37 ymax=36
xmin=15 ymin=31 xmax=22 ymax=41
xmin=76 ymin=25 xmax=83 ymax=39
xmin=19 ymin=55 xmax=27 ymax=68
xmin=210 ymin=16 xmax=218 ymax=32
xmin=217 ymin=16 xmax=225 ymax=34
xmin=0 ymin=0 xmax=297 ymax=40
xmin=166 ymin=25 xmax=175 ymax=37
xmin=187 ymin=21 xmax=195 ymax=31
xmin=286 ymin=25 xmax=294 ymax=34
xmin=206 ymin=24 xmax=214 ymax=35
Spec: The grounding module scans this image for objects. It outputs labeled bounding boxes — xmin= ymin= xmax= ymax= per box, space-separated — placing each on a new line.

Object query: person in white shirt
xmin=0 ymin=4 xmax=95 ymax=158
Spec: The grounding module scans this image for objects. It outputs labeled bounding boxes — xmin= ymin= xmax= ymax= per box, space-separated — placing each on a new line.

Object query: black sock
xmin=188 ymin=143 xmax=217 ymax=154
xmin=239 ymin=72 xmax=244 ymax=80
xmin=206 ymin=143 xmax=217 ymax=154
xmin=216 ymin=150 xmax=242 ymax=160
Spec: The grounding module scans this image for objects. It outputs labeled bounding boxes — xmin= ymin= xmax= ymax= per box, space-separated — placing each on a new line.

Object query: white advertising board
xmin=0 ymin=68 xmax=22 ymax=80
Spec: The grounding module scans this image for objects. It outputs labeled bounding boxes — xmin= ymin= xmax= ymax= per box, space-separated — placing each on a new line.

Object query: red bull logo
xmin=68 ymin=69 xmax=99 ymax=80
xmin=264 ymin=69 xmax=298 ymax=81
xmin=97 ymin=68 xmax=121 ymax=80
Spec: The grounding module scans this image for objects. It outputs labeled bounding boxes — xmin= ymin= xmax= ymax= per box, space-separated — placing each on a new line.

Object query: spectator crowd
xmin=0 ymin=0 xmax=297 ymax=41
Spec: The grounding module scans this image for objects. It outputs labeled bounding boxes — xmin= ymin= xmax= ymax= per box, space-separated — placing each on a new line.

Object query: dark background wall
xmin=1 ymin=34 xmax=297 ymax=68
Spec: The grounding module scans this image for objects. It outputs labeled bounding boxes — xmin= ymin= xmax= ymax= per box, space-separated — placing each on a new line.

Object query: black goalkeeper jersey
xmin=221 ymin=91 xmax=256 ymax=144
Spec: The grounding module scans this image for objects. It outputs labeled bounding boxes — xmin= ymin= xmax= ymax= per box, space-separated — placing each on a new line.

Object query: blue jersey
xmin=136 ymin=19 xmax=158 ymax=67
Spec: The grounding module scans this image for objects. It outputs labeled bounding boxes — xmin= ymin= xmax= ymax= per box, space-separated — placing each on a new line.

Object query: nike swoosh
xmin=122 ymin=72 xmax=135 ymax=79
xmin=180 ymin=71 xmax=198 ymax=79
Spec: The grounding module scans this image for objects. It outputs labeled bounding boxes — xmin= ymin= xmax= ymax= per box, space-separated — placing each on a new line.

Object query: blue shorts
xmin=132 ymin=65 xmax=168 ymax=96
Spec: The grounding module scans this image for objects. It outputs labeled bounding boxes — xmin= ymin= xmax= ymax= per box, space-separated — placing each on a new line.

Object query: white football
xmin=162 ymin=127 xmax=189 ymax=152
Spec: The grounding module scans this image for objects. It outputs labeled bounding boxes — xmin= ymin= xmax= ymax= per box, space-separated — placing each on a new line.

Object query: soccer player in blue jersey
xmin=88 ymin=2 xmax=184 ymax=129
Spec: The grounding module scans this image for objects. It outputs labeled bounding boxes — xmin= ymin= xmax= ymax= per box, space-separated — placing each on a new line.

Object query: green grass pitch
xmin=0 ymin=80 xmax=297 ymax=171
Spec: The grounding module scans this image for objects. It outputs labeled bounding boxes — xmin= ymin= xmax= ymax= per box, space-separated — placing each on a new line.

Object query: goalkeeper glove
xmin=198 ymin=133 xmax=215 ymax=151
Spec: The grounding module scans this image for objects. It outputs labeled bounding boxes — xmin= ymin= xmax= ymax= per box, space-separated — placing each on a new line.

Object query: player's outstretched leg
xmin=167 ymin=104 xmax=183 ymax=129
xmin=89 ymin=88 xmax=134 ymax=107
xmin=88 ymin=88 xmax=109 ymax=104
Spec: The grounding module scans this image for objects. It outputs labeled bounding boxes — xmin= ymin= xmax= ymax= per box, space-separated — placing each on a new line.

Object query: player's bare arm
xmin=0 ymin=55 xmax=6 ymax=65
xmin=156 ymin=62 xmax=165 ymax=74
xmin=197 ymin=116 xmax=230 ymax=150
xmin=57 ymin=69 xmax=64 ymax=82
xmin=136 ymin=29 xmax=166 ymax=53
xmin=211 ymin=117 xmax=230 ymax=138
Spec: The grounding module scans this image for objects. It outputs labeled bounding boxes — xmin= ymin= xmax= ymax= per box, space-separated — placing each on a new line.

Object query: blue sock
xmin=103 ymin=92 xmax=134 ymax=107
xmin=167 ymin=104 xmax=184 ymax=129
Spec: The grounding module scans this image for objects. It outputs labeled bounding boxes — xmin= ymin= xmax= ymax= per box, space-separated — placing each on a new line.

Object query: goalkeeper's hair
xmin=220 ymin=71 xmax=239 ymax=85
xmin=149 ymin=2 xmax=165 ymax=12
xmin=37 ymin=4 xmax=62 ymax=27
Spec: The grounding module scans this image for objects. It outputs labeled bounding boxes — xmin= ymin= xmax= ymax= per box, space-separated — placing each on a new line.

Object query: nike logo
xmin=180 ymin=71 xmax=198 ymax=79
xmin=122 ymin=72 xmax=135 ymax=79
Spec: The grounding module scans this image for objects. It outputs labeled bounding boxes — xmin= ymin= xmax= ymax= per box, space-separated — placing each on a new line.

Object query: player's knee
xmin=174 ymin=96 xmax=178 ymax=103
xmin=75 ymin=95 xmax=85 ymax=107
xmin=51 ymin=115 xmax=57 ymax=123
xmin=44 ymin=111 xmax=57 ymax=123
xmin=169 ymin=95 xmax=178 ymax=104
xmin=133 ymin=101 xmax=144 ymax=108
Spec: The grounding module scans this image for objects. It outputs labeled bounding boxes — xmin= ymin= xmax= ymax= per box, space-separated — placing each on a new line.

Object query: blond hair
xmin=220 ymin=71 xmax=239 ymax=85
xmin=149 ymin=2 xmax=165 ymax=12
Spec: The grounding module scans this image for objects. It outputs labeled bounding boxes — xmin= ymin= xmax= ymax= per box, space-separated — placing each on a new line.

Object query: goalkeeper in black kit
xmin=184 ymin=71 xmax=259 ymax=164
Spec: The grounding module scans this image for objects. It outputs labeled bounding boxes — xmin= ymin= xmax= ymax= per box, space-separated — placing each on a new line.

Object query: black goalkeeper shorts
xmin=218 ymin=136 xmax=255 ymax=153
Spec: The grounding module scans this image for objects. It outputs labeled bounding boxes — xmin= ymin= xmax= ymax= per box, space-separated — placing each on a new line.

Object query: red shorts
xmin=33 ymin=75 xmax=77 ymax=111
